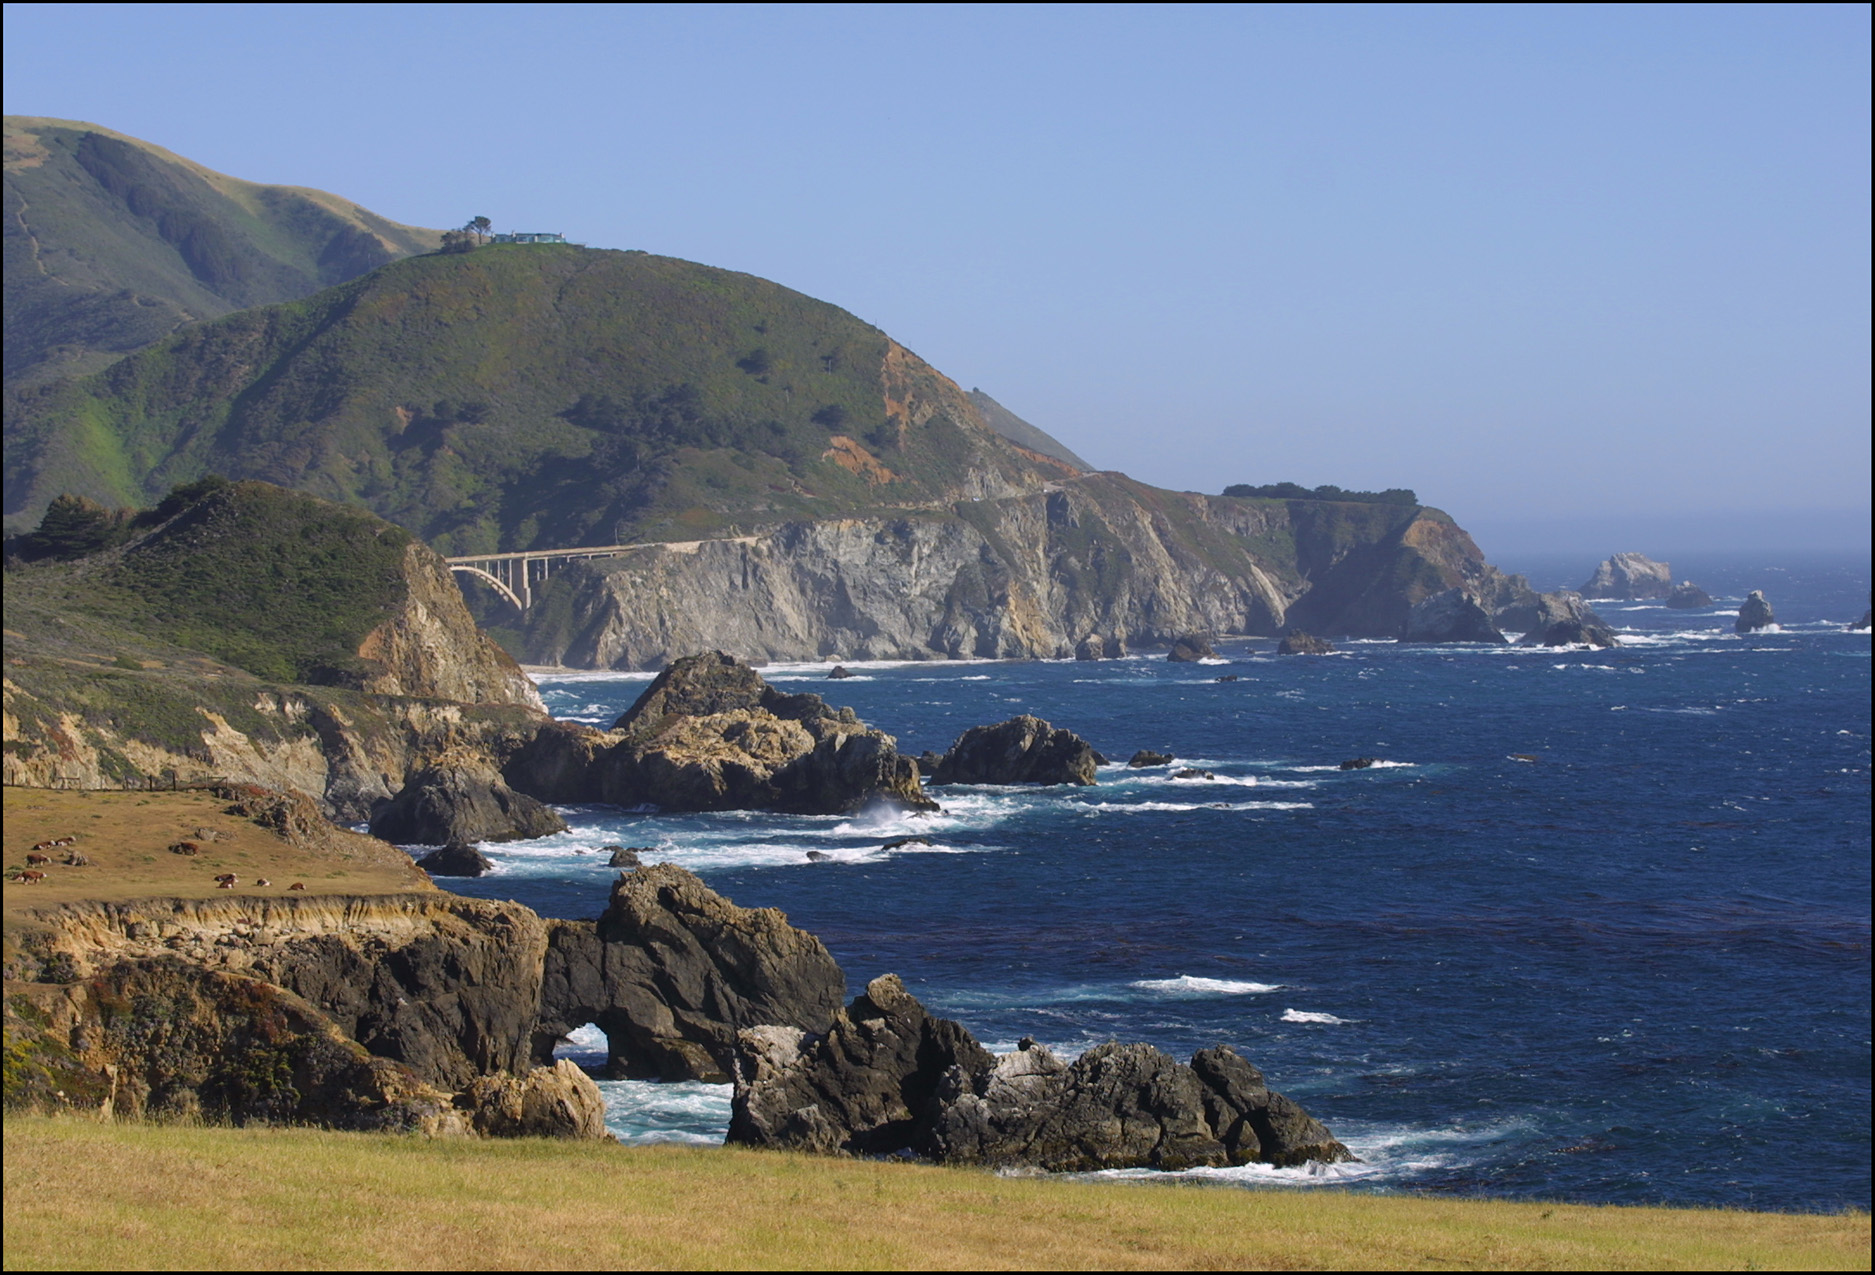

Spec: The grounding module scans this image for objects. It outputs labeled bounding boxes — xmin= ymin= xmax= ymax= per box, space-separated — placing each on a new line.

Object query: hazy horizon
xmin=4 ymin=3 xmax=1868 ymax=553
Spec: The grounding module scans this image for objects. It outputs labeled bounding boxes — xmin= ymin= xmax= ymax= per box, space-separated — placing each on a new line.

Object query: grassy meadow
xmin=3 ymin=1118 xmax=1866 ymax=1271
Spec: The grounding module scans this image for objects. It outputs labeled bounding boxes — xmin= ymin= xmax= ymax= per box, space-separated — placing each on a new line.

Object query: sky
xmin=5 ymin=3 xmax=1869 ymax=555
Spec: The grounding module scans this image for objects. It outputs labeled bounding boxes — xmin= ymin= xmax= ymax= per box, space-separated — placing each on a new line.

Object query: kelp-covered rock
xmin=726 ymin=976 xmax=1352 ymax=1172
xmin=538 ymin=864 xmax=847 ymax=1082
xmin=589 ymin=652 xmax=933 ymax=814
xmin=930 ymin=715 xmax=1099 ymax=786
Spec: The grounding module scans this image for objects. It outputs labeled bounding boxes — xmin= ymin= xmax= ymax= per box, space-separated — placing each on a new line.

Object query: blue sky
xmin=5 ymin=3 xmax=1869 ymax=553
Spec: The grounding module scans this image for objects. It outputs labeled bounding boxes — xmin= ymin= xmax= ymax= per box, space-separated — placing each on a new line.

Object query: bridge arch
xmin=449 ymin=564 xmax=525 ymax=612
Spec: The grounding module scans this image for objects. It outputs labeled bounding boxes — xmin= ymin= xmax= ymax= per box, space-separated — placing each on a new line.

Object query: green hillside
xmin=4 ymin=117 xmax=442 ymax=388
xmin=4 ymin=244 xmax=1062 ymax=551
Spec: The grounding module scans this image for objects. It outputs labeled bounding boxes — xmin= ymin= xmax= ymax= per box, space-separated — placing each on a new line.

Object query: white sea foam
xmin=1131 ymin=975 xmax=1282 ymax=996
xmin=595 ymin=1078 xmax=733 ymax=1145
xmin=1289 ymin=760 xmax=1415 ymax=772
xmin=1282 ymin=1008 xmax=1352 ymax=1024
xmin=1080 ymin=800 xmax=1314 ymax=813
xmin=527 ymin=668 xmax=658 ymax=684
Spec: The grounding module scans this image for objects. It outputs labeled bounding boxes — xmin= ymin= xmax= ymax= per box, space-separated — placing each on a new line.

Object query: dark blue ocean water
xmin=439 ymin=556 xmax=1870 ymax=1211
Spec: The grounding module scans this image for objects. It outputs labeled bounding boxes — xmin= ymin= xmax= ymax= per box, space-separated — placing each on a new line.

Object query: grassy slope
xmin=3 ymin=1120 xmax=1865 ymax=1271
xmin=5 ymin=245 xmax=1053 ymax=551
xmin=3 ymin=116 xmax=442 ymax=388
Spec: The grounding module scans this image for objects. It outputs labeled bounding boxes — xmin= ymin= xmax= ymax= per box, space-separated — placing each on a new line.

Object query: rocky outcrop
xmin=1400 ymin=589 xmax=1508 ymax=644
xmin=1854 ymin=606 xmax=1871 ymax=632
xmin=392 ymin=763 xmax=566 ymax=845
xmin=356 ymin=541 xmax=546 ymax=709
xmin=1167 ymin=635 xmax=1216 ymax=662
xmin=1737 ymin=591 xmax=1776 ymax=633
xmin=3 ymin=958 xmax=471 ymax=1132
xmin=537 ymin=865 xmax=847 ymax=1082
xmin=1580 ymin=553 xmax=1674 ymax=600
xmin=453 ymin=1060 xmax=608 ymax=1139
xmin=1667 ymin=582 xmax=1713 ymax=609
xmin=1277 ymin=631 xmax=1335 ymax=655
xmin=1074 ymin=634 xmax=1125 ymax=660
xmin=727 ymin=975 xmax=1351 ymax=1172
xmin=1492 ymin=588 xmax=1601 ymax=638
xmin=568 ymin=653 xmax=935 ymax=815
xmin=370 ymin=761 xmax=567 ymax=844
xmin=1129 ymin=750 xmax=1173 ymax=767
xmin=415 ymin=841 xmax=495 ymax=877
xmin=1519 ymin=619 xmax=1621 ymax=649
xmin=930 ymin=716 xmax=1099 ymax=786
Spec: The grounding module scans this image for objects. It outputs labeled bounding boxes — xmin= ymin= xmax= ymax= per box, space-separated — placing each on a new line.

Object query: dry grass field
xmin=2 ymin=787 xmax=427 ymax=927
xmin=4 ymin=1118 xmax=1867 ymax=1271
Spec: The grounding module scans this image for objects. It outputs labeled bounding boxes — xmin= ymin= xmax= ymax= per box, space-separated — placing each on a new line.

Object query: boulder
xmin=1854 ymin=607 xmax=1871 ymax=632
xmin=1167 ymin=635 xmax=1216 ymax=662
xmin=1494 ymin=589 xmax=1604 ymax=637
xmin=1579 ymin=553 xmax=1674 ymax=600
xmin=1518 ymin=619 xmax=1621 ymax=649
xmin=370 ymin=763 xmax=567 ymax=845
xmin=605 ymin=846 xmax=647 ymax=868
xmin=1172 ymin=768 xmax=1215 ymax=781
xmin=415 ymin=841 xmax=495 ymax=877
xmin=1339 ymin=758 xmax=1377 ymax=770
xmin=1736 ymin=590 xmax=1776 ymax=633
xmin=1075 ymin=634 xmax=1127 ymax=661
xmin=1666 ymin=582 xmax=1713 ymax=609
xmin=727 ymin=976 xmax=1352 ymax=1173
xmin=1128 ymin=750 xmax=1173 ymax=767
xmin=454 ymin=1060 xmax=609 ymax=1139
xmin=882 ymin=836 xmax=931 ymax=850
xmin=930 ymin=716 xmax=1099 ymax=786
xmin=536 ymin=864 xmax=847 ymax=1082
xmin=827 ymin=665 xmax=854 ymax=679
xmin=805 ymin=850 xmax=832 ymax=862
xmin=1276 ymin=631 xmax=1335 ymax=655
xmin=591 ymin=652 xmax=935 ymax=814
xmin=1401 ymin=589 xmax=1508 ymax=644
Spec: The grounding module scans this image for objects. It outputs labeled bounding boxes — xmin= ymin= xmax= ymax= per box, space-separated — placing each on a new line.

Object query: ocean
xmin=435 ymin=553 xmax=1870 ymax=1211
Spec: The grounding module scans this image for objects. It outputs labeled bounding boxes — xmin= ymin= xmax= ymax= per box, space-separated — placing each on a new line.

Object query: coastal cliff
xmin=509 ymin=476 xmax=1513 ymax=666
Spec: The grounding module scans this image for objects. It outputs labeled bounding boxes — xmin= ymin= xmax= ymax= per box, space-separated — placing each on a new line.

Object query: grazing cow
xmin=51 ymin=836 xmax=75 ymax=846
xmin=255 ymin=878 xmax=272 ymax=887
xmin=25 ymin=853 xmax=51 ymax=866
xmin=169 ymin=841 xmax=200 ymax=856
xmin=214 ymin=873 xmax=237 ymax=885
xmin=216 ymin=879 xmax=234 ymax=889
xmin=31 ymin=841 xmax=56 ymax=853
xmin=287 ymin=882 xmax=306 ymax=891
xmin=18 ymin=870 xmax=46 ymax=884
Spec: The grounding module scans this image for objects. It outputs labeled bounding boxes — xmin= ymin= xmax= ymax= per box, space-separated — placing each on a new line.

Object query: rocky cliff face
xmin=510 ymin=477 xmax=1516 ymax=668
xmin=356 ymin=541 xmax=544 ymax=709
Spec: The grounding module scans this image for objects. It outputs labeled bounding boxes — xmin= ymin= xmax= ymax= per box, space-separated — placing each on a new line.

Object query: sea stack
xmin=1580 ymin=553 xmax=1674 ymax=600
xmin=1736 ymin=591 xmax=1776 ymax=633
xmin=1666 ymin=581 xmax=1713 ymax=609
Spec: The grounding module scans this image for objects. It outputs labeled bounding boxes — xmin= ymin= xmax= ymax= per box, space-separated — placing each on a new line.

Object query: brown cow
xmin=255 ymin=878 xmax=272 ymax=887
xmin=50 ymin=836 xmax=75 ymax=846
xmin=214 ymin=873 xmax=237 ymax=885
xmin=25 ymin=853 xmax=51 ymax=866
xmin=287 ymin=882 xmax=306 ymax=891
xmin=18 ymin=870 xmax=46 ymax=884
xmin=216 ymin=879 xmax=234 ymax=889
xmin=169 ymin=841 xmax=200 ymax=856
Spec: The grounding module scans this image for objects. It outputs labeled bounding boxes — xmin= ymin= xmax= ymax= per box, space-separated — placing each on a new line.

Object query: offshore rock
xmin=369 ymin=762 xmax=567 ymax=845
xmin=415 ymin=841 xmax=494 ymax=877
xmin=1167 ymin=635 xmax=1216 ymax=662
xmin=1666 ymin=581 xmax=1714 ymax=609
xmin=1276 ymin=631 xmax=1335 ymax=655
xmin=930 ymin=716 xmax=1099 ymax=786
xmin=589 ymin=652 xmax=934 ymax=814
xmin=1736 ymin=591 xmax=1776 ymax=633
xmin=453 ymin=1060 xmax=608 ymax=1139
xmin=1853 ymin=606 xmax=1871 ymax=632
xmin=537 ymin=865 xmax=847 ymax=1082
xmin=1401 ymin=589 xmax=1508 ymax=644
xmin=1128 ymin=750 xmax=1174 ymax=767
xmin=726 ymin=976 xmax=1351 ymax=1172
xmin=1519 ymin=619 xmax=1621 ymax=649
xmin=1579 ymin=553 xmax=1674 ymax=600
xmin=1493 ymin=589 xmax=1601 ymax=638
